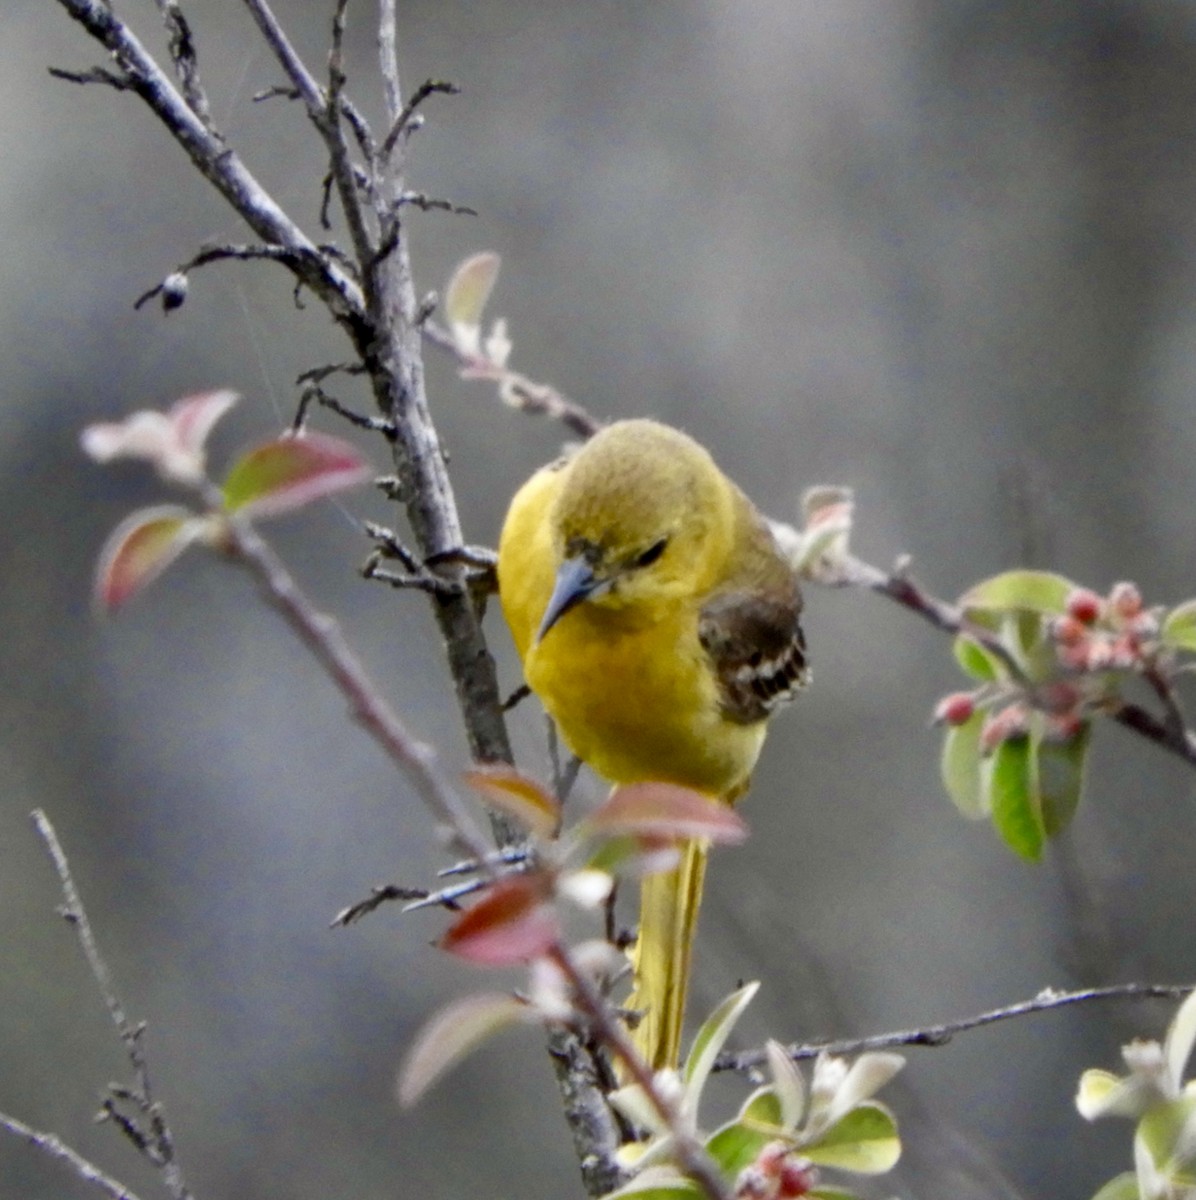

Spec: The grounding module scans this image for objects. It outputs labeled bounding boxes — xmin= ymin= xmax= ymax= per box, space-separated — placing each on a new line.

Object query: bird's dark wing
xmin=698 ymin=585 xmax=809 ymax=725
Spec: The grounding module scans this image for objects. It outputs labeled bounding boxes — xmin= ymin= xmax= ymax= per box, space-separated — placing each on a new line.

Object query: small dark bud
xmin=160 ymin=272 xmax=188 ymax=312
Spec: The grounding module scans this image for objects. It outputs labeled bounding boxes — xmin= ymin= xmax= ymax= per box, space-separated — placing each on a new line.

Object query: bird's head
xmin=537 ymin=420 xmax=735 ymax=641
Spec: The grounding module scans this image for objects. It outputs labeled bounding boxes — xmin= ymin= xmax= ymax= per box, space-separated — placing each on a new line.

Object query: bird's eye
xmin=635 ymin=539 xmax=668 ymax=568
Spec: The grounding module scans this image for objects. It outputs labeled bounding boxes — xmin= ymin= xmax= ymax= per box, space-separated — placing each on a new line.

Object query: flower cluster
xmin=929 ymin=570 xmax=1196 ymax=859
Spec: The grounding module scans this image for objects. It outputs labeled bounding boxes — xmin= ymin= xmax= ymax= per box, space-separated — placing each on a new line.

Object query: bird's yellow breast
xmin=523 ymin=595 xmax=766 ymax=796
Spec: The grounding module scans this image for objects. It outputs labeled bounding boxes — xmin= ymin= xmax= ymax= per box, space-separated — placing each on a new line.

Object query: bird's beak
xmin=537 ymin=555 xmax=601 ymax=642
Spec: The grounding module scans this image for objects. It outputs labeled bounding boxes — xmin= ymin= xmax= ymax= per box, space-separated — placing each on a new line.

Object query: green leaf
xmin=608 ymin=1083 xmax=669 ymax=1138
xmin=953 ymin=635 xmax=1002 ymax=682
xmin=604 ymin=1168 xmax=706 ymax=1200
xmin=1002 ymin=609 xmax=1057 ymax=682
xmin=1165 ymin=991 xmax=1196 ymax=1092
xmin=1138 ymin=1094 xmax=1196 ymax=1172
xmin=222 ymin=432 xmax=371 ymax=518
xmin=984 ymin=734 xmax=1043 ymax=861
xmin=1162 ymin=600 xmax=1196 ymax=654
xmin=704 ymin=1119 xmax=774 ymax=1178
xmin=683 ymin=982 xmax=761 ymax=1104
xmin=397 ymin=992 xmax=533 ymax=1106
xmin=94 ymin=505 xmax=206 ymax=613
xmin=941 ymin=711 xmax=987 ymax=819
xmin=444 ymin=251 xmax=501 ymax=332
xmin=766 ymin=1039 xmax=806 ymax=1131
xmin=1086 ymin=1175 xmax=1140 ymax=1200
xmin=822 ymin=1053 xmax=905 ymax=1124
xmin=583 ymin=834 xmax=649 ymax=876
xmin=1076 ymin=1068 xmax=1155 ymax=1122
xmin=1034 ymin=718 xmax=1090 ymax=837
xmin=738 ymin=1086 xmax=784 ymax=1128
xmin=808 ymin=1189 xmax=860 ymax=1200
xmin=803 ymin=1101 xmax=901 ymax=1174
xmin=960 ymin=570 xmax=1076 ymax=616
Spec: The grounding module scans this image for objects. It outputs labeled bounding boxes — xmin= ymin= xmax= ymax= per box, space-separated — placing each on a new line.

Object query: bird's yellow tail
xmin=628 ymin=838 xmax=709 ymax=1072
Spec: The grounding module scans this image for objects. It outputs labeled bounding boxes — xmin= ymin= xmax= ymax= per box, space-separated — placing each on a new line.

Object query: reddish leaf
xmin=222 ymin=432 xmax=371 ymax=518
xmin=94 ymin=505 xmax=205 ymax=613
xmin=168 ymin=389 xmax=240 ymax=455
xmin=462 ymin=766 xmax=561 ymax=840
xmin=397 ymin=991 xmax=534 ymax=1107
xmin=440 ymin=876 xmax=558 ymax=966
xmin=81 ymin=390 xmax=238 ymax=485
xmin=588 ymin=783 xmax=748 ymax=845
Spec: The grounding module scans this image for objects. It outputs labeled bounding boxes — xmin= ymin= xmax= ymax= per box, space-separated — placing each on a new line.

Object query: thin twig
xmin=421 ymin=319 xmax=603 ymax=441
xmin=1143 ymin=660 xmax=1192 ymax=747
xmin=0 ymin=1110 xmax=145 ymax=1200
xmin=1107 ymin=699 xmax=1196 ymax=767
xmin=820 ymin=552 xmax=1028 ymax=682
xmin=381 ymin=79 xmax=461 ymax=161
xmin=300 ymin=383 xmax=396 ymax=435
xmin=438 ymin=847 xmax=528 ymax=877
xmin=134 ymin=243 xmax=315 ymax=311
xmin=48 ymin=64 xmax=130 ymax=89
xmin=714 ymin=981 xmax=1196 ymax=1072
xmin=152 ymin=0 xmax=212 ymax=127
xmin=326 ymin=1 xmax=377 ymax=166
xmin=401 ymin=877 xmax=487 ymax=912
xmin=332 ymin=883 xmax=430 ymax=927
xmin=30 ymin=811 xmax=193 ymax=1200
xmin=33 ymin=811 xmax=141 ymax=1057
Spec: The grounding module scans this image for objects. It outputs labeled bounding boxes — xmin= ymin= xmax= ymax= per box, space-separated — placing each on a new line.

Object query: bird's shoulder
xmin=698 ymin=496 xmax=808 ymax=724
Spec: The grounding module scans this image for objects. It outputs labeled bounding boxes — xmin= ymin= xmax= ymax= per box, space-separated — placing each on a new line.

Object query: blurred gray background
xmin=4 ymin=2 xmax=1196 ymax=1197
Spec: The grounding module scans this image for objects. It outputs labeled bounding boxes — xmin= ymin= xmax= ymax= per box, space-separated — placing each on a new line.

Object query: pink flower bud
xmin=777 ymin=1158 xmax=818 ymax=1198
xmin=1108 ymin=632 xmax=1142 ymax=671
xmin=1056 ymin=642 xmax=1091 ymax=672
xmin=1052 ymin=615 xmax=1088 ymax=646
xmin=1066 ymin=588 xmax=1104 ymax=625
xmin=1109 ymin=581 xmax=1143 ymax=621
xmin=980 ymin=703 xmax=1029 ymax=753
xmin=934 ymin=692 xmax=976 ymax=726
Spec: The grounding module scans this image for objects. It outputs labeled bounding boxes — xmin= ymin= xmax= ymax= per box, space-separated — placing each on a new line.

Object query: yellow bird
xmin=497 ymin=419 xmax=807 ymax=1070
